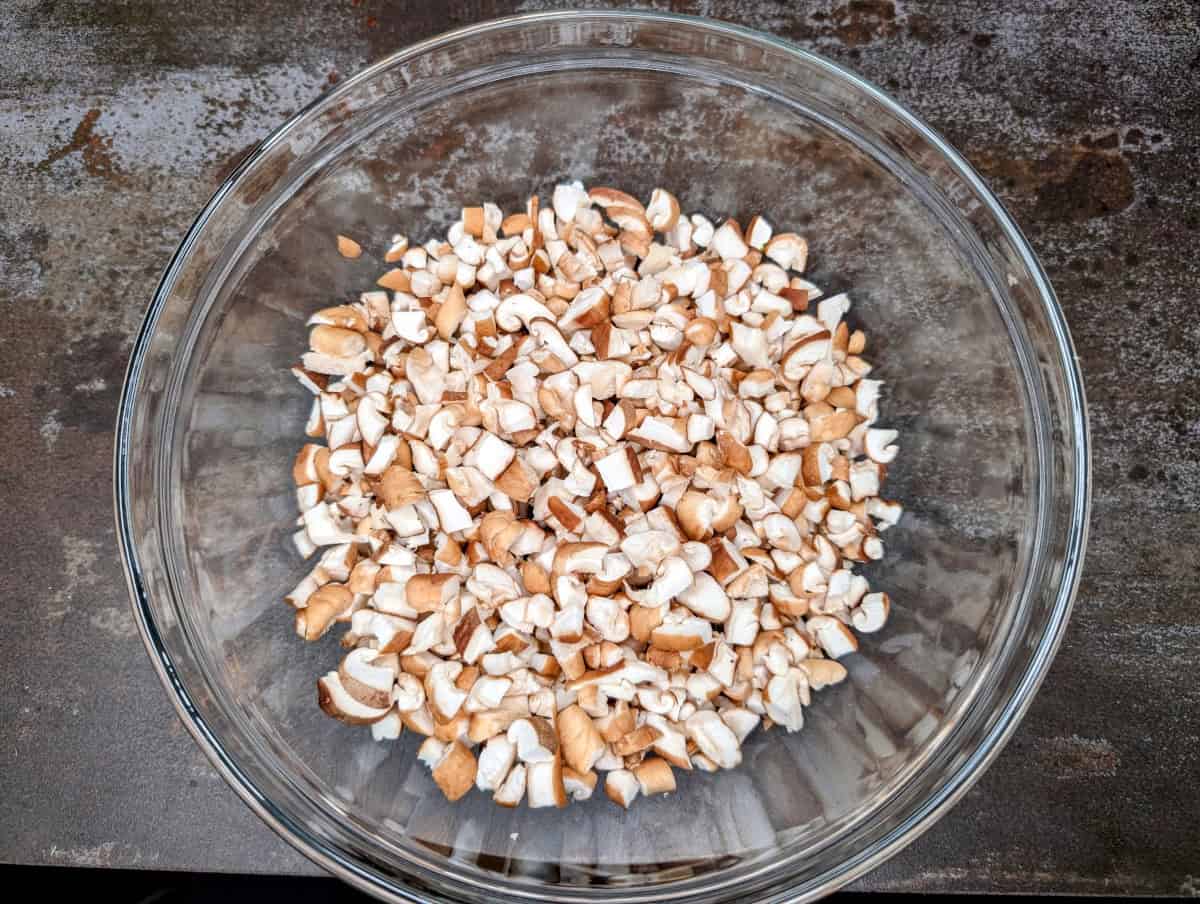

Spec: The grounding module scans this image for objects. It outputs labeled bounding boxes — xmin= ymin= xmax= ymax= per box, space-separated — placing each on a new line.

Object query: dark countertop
xmin=1 ymin=0 xmax=1197 ymax=895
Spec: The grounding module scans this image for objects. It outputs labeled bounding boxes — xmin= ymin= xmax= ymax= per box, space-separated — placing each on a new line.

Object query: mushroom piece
xmin=650 ymin=617 xmax=712 ymax=651
xmin=642 ymin=556 xmax=695 ymax=606
xmin=402 ymin=704 xmax=437 ymax=737
xmin=318 ymin=672 xmax=391 ymax=725
xmin=296 ymin=584 xmax=354 ymax=641
xmin=852 ymin=592 xmax=891 ymax=633
xmin=562 ymin=766 xmax=599 ymax=802
xmin=464 ymin=431 xmax=516 ymax=480
xmin=586 ymin=595 xmax=631 ymax=643
xmin=764 ymin=669 xmax=806 ymax=732
xmin=475 ymin=735 xmax=517 ymax=792
xmin=604 ymin=769 xmax=641 ymax=808
xmin=807 ymin=615 xmax=860 ymax=659
xmin=645 ymin=189 xmax=681 ymax=232
xmin=557 ymin=704 xmax=608 ymax=774
xmin=628 ymin=415 xmax=691 ymax=453
xmin=764 ymin=233 xmax=808 ymax=271
xmin=864 ymin=428 xmax=900 ymax=464
xmin=493 ymin=762 xmax=527 ymax=807
xmin=392 ymin=673 xmax=426 ymax=712
xmin=710 ymin=220 xmax=749 ymax=260
xmin=526 ymin=758 xmax=568 ymax=808
xmin=350 ymin=609 xmax=415 ymax=654
xmin=370 ymin=709 xmax=403 ymax=741
xmin=337 ymin=648 xmax=396 ymax=709
xmin=553 ymin=542 xmax=608 ymax=576
xmin=417 ymin=737 xmax=446 ymax=769
xmin=406 ymin=573 xmax=461 ymax=613
xmin=676 ymin=572 xmax=731 ymax=622
xmin=428 ymin=489 xmax=472 ymax=533
xmin=426 ymin=660 xmax=470 ymax=722
xmin=431 ymin=741 xmax=478 ymax=801
xmin=796 ymin=658 xmax=848 ymax=689
xmin=507 ymin=718 xmax=559 ymax=763
xmin=730 ymin=323 xmax=771 ymax=369
xmin=494 ymin=293 xmax=556 ymax=332
xmin=640 ymin=713 xmax=691 ymax=770
xmin=594 ymin=446 xmax=638 ymax=492
xmin=633 ymin=757 xmax=676 ymax=796
xmin=685 ymin=710 xmax=742 ymax=770
xmin=719 ymin=707 xmax=760 ymax=744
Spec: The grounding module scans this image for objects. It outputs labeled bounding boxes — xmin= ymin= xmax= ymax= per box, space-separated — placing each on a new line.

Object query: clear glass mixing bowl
xmin=115 ymin=11 xmax=1089 ymax=903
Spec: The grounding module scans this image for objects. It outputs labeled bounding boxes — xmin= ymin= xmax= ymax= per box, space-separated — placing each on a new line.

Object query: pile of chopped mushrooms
xmin=288 ymin=182 xmax=901 ymax=809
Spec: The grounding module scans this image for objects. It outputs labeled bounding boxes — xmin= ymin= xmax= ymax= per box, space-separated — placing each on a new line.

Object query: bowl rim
xmin=114 ymin=9 xmax=1091 ymax=903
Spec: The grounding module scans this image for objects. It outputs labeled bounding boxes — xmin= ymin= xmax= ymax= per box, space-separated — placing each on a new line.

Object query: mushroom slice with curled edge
xmin=864 ymin=428 xmax=900 ymax=464
xmin=852 ymin=592 xmax=891 ymax=633
xmin=337 ymin=648 xmax=396 ymax=709
xmin=318 ymin=672 xmax=391 ymax=725
xmin=526 ymin=756 xmax=568 ymax=808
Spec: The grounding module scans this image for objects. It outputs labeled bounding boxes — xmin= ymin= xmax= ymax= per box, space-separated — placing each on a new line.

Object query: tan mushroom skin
xmin=287 ymin=181 xmax=903 ymax=808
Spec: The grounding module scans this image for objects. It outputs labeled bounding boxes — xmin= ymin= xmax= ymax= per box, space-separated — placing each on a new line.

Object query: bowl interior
xmin=122 ymin=14 xmax=1083 ymax=904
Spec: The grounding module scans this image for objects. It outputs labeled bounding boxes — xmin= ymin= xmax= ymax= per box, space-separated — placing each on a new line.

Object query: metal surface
xmin=0 ymin=0 xmax=1196 ymax=895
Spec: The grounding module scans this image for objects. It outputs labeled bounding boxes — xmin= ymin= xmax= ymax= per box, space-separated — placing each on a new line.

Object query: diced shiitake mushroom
xmin=289 ymin=182 xmax=903 ymax=808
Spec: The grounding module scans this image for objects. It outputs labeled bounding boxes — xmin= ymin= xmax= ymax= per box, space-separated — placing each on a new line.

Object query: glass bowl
xmin=115 ymin=11 xmax=1089 ymax=904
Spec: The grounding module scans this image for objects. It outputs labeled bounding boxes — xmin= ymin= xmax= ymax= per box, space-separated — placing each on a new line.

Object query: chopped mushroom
xmin=605 ymin=769 xmax=642 ymax=808
xmin=633 ymin=757 xmax=676 ymax=796
xmin=526 ymin=758 xmax=567 ymax=808
xmin=852 ymin=592 xmax=891 ymax=633
xmin=318 ymin=672 xmax=391 ymax=725
xmin=430 ymin=741 xmax=477 ymax=801
xmin=475 ymin=735 xmax=517 ymax=792
xmin=290 ymin=182 xmax=903 ymax=808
